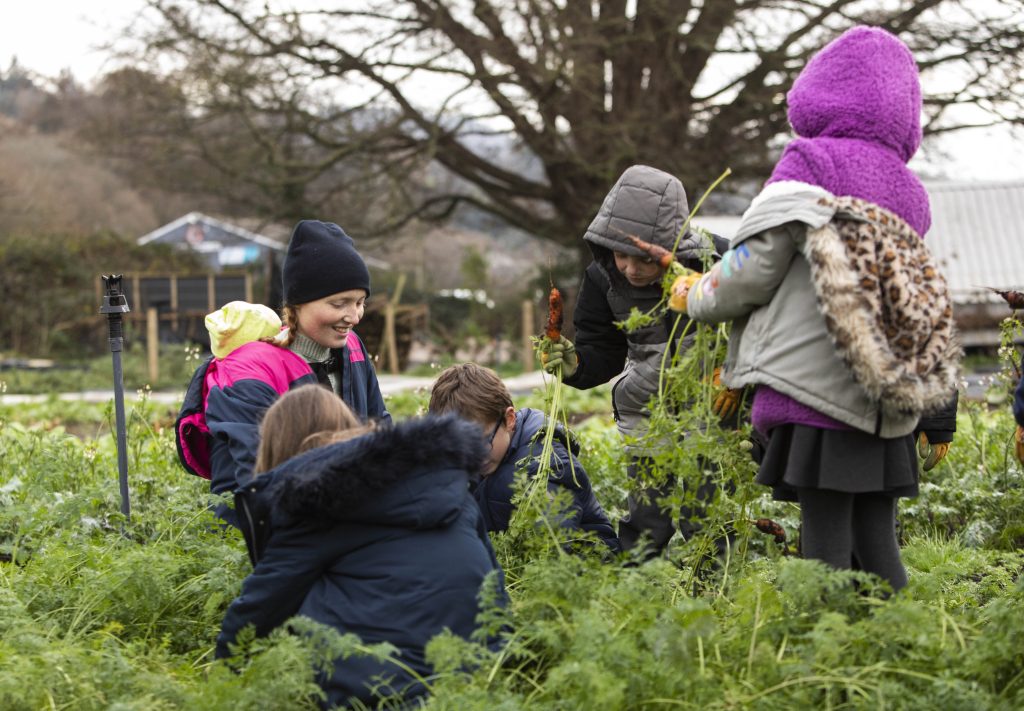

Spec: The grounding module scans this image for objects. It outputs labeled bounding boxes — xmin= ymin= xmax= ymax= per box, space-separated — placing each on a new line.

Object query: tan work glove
xmin=668 ymin=272 xmax=703 ymax=313
xmin=710 ymin=366 xmax=742 ymax=420
xmin=539 ymin=336 xmax=578 ymax=378
xmin=917 ymin=432 xmax=950 ymax=472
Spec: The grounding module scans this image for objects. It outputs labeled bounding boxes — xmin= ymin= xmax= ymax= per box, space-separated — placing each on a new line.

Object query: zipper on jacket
xmin=610 ymin=377 xmax=622 ymax=422
xmin=237 ymin=491 xmax=260 ymax=566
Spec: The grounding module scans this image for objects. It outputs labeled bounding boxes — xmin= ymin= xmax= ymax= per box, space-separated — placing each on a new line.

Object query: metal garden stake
xmin=100 ymin=274 xmax=132 ymax=519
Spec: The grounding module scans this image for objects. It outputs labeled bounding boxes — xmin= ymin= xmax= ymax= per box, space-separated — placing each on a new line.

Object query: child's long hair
xmin=254 ymin=384 xmax=373 ymax=474
xmin=259 ymin=304 xmax=300 ymax=348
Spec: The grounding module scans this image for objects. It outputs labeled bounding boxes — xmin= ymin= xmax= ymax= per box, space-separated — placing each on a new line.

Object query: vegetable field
xmin=1 ymin=371 xmax=1023 ymax=709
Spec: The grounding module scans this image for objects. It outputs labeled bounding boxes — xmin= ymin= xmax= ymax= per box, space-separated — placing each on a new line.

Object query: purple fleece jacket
xmin=752 ymin=26 xmax=932 ymax=434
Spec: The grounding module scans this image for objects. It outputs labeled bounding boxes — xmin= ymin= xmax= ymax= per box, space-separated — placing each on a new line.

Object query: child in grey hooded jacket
xmin=540 ymin=164 xmax=727 ymax=558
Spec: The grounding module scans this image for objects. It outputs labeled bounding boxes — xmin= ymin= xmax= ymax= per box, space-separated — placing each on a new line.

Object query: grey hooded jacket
xmin=687 ymin=181 xmax=941 ymax=438
xmin=564 ymin=165 xmax=720 ymax=452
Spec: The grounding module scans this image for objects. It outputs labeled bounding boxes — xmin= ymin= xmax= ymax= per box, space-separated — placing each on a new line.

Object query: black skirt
xmin=756 ymin=424 xmax=919 ymax=502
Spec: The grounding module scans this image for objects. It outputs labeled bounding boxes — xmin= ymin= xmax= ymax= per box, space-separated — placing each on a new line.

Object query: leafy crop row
xmin=1 ymin=353 xmax=1023 ymax=709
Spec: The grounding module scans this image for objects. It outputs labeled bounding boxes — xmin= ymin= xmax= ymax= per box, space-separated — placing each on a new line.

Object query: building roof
xmin=137 ymin=212 xmax=390 ymax=270
xmin=925 ymin=181 xmax=1024 ymax=304
xmin=137 ymin=212 xmax=286 ymax=251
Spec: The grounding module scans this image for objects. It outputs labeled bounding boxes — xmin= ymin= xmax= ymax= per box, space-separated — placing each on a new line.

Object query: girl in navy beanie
xmin=177 ymin=219 xmax=389 ymax=528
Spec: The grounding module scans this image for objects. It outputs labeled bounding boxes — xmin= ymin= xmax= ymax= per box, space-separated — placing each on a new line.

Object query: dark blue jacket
xmin=472 ymin=408 xmax=620 ymax=551
xmin=175 ymin=334 xmax=390 ymax=526
xmin=1014 ymin=376 xmax=1024 ymax=428
xmin=218 ymin=415 xmax=506 ymax=709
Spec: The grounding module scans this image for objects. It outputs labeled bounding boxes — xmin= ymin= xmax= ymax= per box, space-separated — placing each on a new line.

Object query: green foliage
xmin=0 ymin=230 xmax=202 ymax=358
xmin=1 ymin=342 xmax=206 ymax=394
xmin=3 ymin=316 xmax=1024 ymax=708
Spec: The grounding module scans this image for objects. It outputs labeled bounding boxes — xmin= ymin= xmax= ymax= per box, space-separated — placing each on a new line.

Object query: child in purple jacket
xmin=677 ymin=26 xmax=961 ymax=591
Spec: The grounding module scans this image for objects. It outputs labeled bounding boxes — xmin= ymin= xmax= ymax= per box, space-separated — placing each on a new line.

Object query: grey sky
xmin=3 ymin=0 xmax=1022 ymax=182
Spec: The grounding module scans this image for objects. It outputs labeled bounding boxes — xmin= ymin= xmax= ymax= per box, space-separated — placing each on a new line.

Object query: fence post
xmin=207 ymin=274 xmax=216 ymax=313
xmin=380 ymin=272 xmax=406 ymax=375
xmin=521 ymin=299 xmax=534 ymax=371
xmin=147 ymin=307 xmax=159 ymax=383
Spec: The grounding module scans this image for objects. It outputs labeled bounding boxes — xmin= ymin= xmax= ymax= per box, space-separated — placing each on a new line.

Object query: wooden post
xmin=382 ymin=273 xmax=407 ymax=375
xmin=146 ymin=307 xmax=159 ymax=383
xmin=169 ymin=275 xmax=179 ymax=331
xmin=384 ymin=303 xmax=399 ymax=374
xmin=245 ymin=272 xmax=253 ymax=303
xmin=207 ymin=274 xmax=216 ymax=312
xmin=521 ymin=299 xmax=534 ymax=372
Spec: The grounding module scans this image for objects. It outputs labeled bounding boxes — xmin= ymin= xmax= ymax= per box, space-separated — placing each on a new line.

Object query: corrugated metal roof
xmin=924 ymin=181 xmax=1024 ymax=304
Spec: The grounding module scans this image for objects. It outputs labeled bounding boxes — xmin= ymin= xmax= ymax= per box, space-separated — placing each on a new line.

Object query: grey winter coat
xmin=687 ymin=181 xmax=957 ymax=438
xmin=565 ymin=165 xmax=720 ymax=453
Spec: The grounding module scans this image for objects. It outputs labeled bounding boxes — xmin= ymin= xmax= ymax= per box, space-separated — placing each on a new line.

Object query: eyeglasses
xmin=485 ymin=418 xmax=503 ymax=447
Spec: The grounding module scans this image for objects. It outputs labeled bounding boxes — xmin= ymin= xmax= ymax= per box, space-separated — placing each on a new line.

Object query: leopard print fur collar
xmin=803 ymin=196 xmax=961 ymax=417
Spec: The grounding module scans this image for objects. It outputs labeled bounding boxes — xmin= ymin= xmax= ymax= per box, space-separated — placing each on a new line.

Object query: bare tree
xmin=114 ymin=0 xmax=1024 ymax=252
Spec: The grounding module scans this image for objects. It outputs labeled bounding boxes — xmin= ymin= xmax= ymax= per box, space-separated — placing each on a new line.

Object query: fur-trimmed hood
xmin=265 ymin=414 xmax=487 ymax=529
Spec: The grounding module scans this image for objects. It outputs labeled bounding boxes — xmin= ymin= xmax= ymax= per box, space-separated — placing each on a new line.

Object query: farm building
xmin=694 ymin=180 xmax=1024 ymax=348
xmin=925 ymin=181 xmax=1024 ymax=346
xmin=131 ymin=213 xmax=413 ymax=361
xmin=137 ymin=212 xmax=287 ymax=271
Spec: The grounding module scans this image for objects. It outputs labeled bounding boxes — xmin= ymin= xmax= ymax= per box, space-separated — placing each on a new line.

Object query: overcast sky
xmin=3 ymin=0 xmax=1023 ymax=182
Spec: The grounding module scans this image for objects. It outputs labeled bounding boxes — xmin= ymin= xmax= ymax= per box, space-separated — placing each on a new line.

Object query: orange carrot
xmin=986 ymin=287 xmax=1024 ymax=310
xmin=545 ymin=287 xmax=563 ymax=340
xmin=627 ymin=234 xmax=675 ymax=270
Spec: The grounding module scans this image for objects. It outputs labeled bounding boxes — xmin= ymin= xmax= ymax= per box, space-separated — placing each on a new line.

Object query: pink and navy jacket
xmin=176 ymin=332 xmax=390 ymax=526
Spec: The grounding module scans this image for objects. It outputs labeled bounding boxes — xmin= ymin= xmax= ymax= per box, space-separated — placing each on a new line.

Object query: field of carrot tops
xmin=1 ymin=325 xmax=1023 ymax=709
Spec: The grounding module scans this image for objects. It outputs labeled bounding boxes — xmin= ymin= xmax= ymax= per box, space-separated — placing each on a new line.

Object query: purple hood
xmin=767 ymin=26 xmax=931 ymax=236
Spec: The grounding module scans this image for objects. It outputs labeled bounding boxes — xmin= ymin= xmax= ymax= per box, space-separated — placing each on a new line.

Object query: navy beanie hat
xmin=282 ymin=220 xmax=370 ymax=305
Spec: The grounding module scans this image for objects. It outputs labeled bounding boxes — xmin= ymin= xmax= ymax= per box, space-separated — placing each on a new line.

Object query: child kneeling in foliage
xmin=217 ymin=384 xmax=507 ymax=709
xmin=429 ymin=362 xmax=621 ymax=552
xmin=675 ymin=26 xmax=960 ymax=591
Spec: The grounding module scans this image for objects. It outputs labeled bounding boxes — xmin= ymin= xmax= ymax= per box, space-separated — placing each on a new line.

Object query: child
xmin=676 ymin=26 xmax=960 ymax=591
xmin=538 ymin=164 xmax=727 ymax=558
xmin=217 ymin=385 xmax=505 ymax=708
xmin=429 ymin=363 xmax=620 ymax=552
xmin=176 ymin=220 xmax=390 ymax=526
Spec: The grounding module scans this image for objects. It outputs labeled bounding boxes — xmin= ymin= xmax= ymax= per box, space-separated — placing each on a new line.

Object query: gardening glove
xmin=668 ymin=271 xmax=703 ymax=313
xmin=710 ymin=366 xmax=742 ymax=420
xmin=1015 ymin=425 xmax=1024 ymax=465
xmin=917 ymin=432 xmax=950 ymax=472
xmin=539 ymin=336 xmax=578 ymax=378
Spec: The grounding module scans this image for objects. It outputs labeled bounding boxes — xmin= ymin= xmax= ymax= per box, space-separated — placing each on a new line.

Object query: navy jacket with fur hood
xmin=473 ymin=408 xmax=620 ymax=551
xmin=217 ymin=415 xmax=506 ymax=709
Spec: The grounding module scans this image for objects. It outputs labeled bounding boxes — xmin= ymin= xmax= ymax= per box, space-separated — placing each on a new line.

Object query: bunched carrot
xmin=627 ymin=234 xmax=675 ymax=271
xmin=545 ymin=287 xmax=563 ymax=341
xmin=986 ymin=287 xmax=1024 ymax=310
xmin=754 ymin=517 xmax=787 ymax=544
